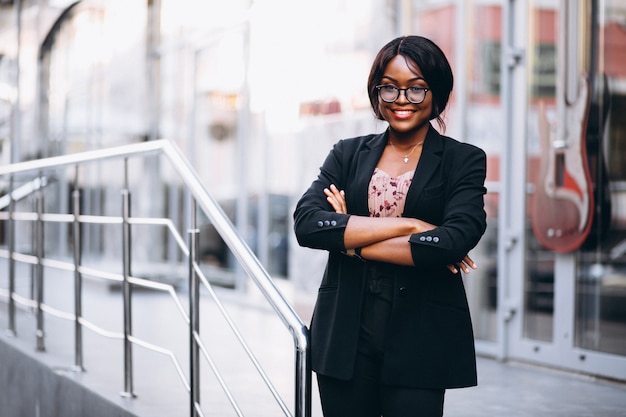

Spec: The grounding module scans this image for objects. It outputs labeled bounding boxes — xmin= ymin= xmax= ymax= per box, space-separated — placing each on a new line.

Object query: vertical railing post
xmin=188 ymin=199 xmax=200 ymax=416
xmin=294 ymin=341 xmax=311 ymax=417
xmin=35 ymin=182 xmax=45 ymax=352
xmin=7 ymin=175 xmax=16 ymax=336
xmin=30 ymin=198 xmax=36 ymax=304
xmin=72 ymin=166 xmax=84 ymax=371
xmin=121 ymin=158 xmax=135 ymax=397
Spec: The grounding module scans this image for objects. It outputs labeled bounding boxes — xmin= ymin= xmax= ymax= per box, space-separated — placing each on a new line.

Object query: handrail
xmin=0 ymin=175 xmax=51 ymax=209
xmin=0 ymin=140 xmax=165 ymax=175
xmin=0 ymin=139 xmax=311 ymax=417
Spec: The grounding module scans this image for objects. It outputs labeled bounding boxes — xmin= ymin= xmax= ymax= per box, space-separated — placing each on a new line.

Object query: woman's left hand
xmin=447 ymin=255 xmax=477 ymax=274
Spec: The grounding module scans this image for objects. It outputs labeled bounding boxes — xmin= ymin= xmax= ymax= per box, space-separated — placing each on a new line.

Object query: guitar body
xmin=582 ymin=74 xmax=612 ymax=250
xmin=531 ymin=76 xmax=594 ymax=253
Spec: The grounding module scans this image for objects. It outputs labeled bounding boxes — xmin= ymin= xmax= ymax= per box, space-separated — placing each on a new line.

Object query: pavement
xmin=1 ymin=261 xmax=625 ymax=417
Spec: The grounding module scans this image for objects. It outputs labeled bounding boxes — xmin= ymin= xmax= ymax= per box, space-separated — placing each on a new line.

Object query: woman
xmin=293 ymin=36 xmax=487 ymax=417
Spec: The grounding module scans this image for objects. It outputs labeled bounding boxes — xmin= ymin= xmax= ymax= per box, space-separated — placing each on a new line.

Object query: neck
xmin=388 ymin=134 xmax=426 ymax=150
xmin=390 ymin=139 xmax=423 ymax=152
xmin=388 ymin=125 xmax=429 ymax=147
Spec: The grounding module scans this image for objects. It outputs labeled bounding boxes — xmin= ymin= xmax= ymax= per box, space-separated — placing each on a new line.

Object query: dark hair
xmin=367 ymin=36 xmax=453 ymax=131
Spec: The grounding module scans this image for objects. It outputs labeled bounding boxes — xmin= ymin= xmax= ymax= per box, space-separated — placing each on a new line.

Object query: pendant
xmin=403 ymin=156 xmax=409 ymax=164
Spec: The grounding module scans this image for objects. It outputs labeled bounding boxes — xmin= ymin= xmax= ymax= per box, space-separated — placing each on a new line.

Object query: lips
xmin=391 ymin=109 xmax=416 ymax=118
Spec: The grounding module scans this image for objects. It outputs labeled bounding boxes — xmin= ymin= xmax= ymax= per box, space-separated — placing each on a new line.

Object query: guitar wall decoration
xmin=531 ymin=75 xmax=594 ymax=253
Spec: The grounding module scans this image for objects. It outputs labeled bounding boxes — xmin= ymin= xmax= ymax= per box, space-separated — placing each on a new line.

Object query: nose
xmin=395 ymin=89 xmax=410 ymax=103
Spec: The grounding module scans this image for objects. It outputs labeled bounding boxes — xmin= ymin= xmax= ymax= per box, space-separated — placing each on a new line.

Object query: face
xmin=377 ymin=55 xmax=432 ymax=138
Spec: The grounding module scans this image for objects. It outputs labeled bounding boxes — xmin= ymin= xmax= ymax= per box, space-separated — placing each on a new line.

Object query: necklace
xmin=389 ymin=140 xmax=424 ymax=163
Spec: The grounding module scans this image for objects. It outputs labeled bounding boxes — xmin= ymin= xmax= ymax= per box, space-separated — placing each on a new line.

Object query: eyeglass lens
xmin=378 ymin=86 xmax=427 ymax=104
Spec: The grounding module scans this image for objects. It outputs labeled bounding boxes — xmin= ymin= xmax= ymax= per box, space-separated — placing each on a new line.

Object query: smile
xmin=392 ymin=109 xmax=416 ymax=117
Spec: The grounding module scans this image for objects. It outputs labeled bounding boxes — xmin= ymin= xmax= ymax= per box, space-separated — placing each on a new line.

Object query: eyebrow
xmin=381 ymin=75 xmax=426 ymax=83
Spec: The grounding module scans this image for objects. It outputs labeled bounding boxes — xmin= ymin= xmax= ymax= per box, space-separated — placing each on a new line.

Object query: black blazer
xmin=294 ymin=125 xmax=487 ymax=389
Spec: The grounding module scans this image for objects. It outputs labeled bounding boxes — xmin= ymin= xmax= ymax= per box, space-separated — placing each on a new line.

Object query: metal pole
xmin=35 ymin=184 xmax=45 ymax=352
xmin=498 ymin=0 xmax=517 ymax=362
xmin=121 ymin=158 xmax=135 ymax=397
xmin=147 ymin=0 xmax=161 ymax=142
xmin=72 ymin=166 xmax=84 ymax=371
xmin=498 ymin=0 xmax=528 ymax=361
xmin=235 ymin=17 xmax=251 ymax=291
xmin=294 ymin=336 xmax=311 ymax=417
xmin=188 ymin=200 xmax=200 ymax=416
xmin=11 ymin=0 xmax=21 ymax=165
xmin=7 ymin=175 xmax=16 ymax=336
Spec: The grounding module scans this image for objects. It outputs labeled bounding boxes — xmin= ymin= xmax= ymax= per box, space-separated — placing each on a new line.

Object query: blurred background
xmin=0 ymin=0 xmax=625 ymax=383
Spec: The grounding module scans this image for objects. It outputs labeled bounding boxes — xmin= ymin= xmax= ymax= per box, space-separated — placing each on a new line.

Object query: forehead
xmin=382 ymin=55 xmax=424 ymax=80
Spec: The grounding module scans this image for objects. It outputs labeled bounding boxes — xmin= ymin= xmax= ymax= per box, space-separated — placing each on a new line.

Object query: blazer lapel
xmin=348 ymin=131 xmax=388 ymax=216
xmin=403 ymin=126 xmax=443 ymax=216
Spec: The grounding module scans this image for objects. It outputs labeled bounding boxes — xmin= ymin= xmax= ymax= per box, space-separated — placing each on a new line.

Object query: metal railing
xmin=0 ymin=139 xmax=311 ymax=417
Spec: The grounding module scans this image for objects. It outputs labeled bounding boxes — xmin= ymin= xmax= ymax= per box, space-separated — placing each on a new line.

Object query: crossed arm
xmin=324 ymin=184 xmax=477 ymax=274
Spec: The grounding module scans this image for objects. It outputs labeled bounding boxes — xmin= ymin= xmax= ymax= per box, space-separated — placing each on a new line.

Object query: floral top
xmin=368 ymin=168 xmax=414 ymax=218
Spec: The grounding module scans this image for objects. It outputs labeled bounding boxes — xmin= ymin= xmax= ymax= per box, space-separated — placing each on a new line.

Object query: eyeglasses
xmin=375 ymin=85 xmax=430 ymax=104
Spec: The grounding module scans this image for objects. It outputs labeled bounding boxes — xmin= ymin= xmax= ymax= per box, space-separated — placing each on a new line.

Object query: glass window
xmin=574 ymin=1 xmax=626 ymax=356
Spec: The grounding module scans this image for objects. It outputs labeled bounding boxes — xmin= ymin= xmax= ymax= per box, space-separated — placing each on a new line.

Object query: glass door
xmin=518 ymin=0 xmax=626 ymax=380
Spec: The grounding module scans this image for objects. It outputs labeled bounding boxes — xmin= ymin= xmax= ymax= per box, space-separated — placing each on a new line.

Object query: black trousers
xmin=317 ymin=264 xmax=445 ymax=417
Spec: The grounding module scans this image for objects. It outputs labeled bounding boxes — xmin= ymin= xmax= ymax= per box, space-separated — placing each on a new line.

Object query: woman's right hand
xmin=324 ymin=184 xmax=347 ymax=214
